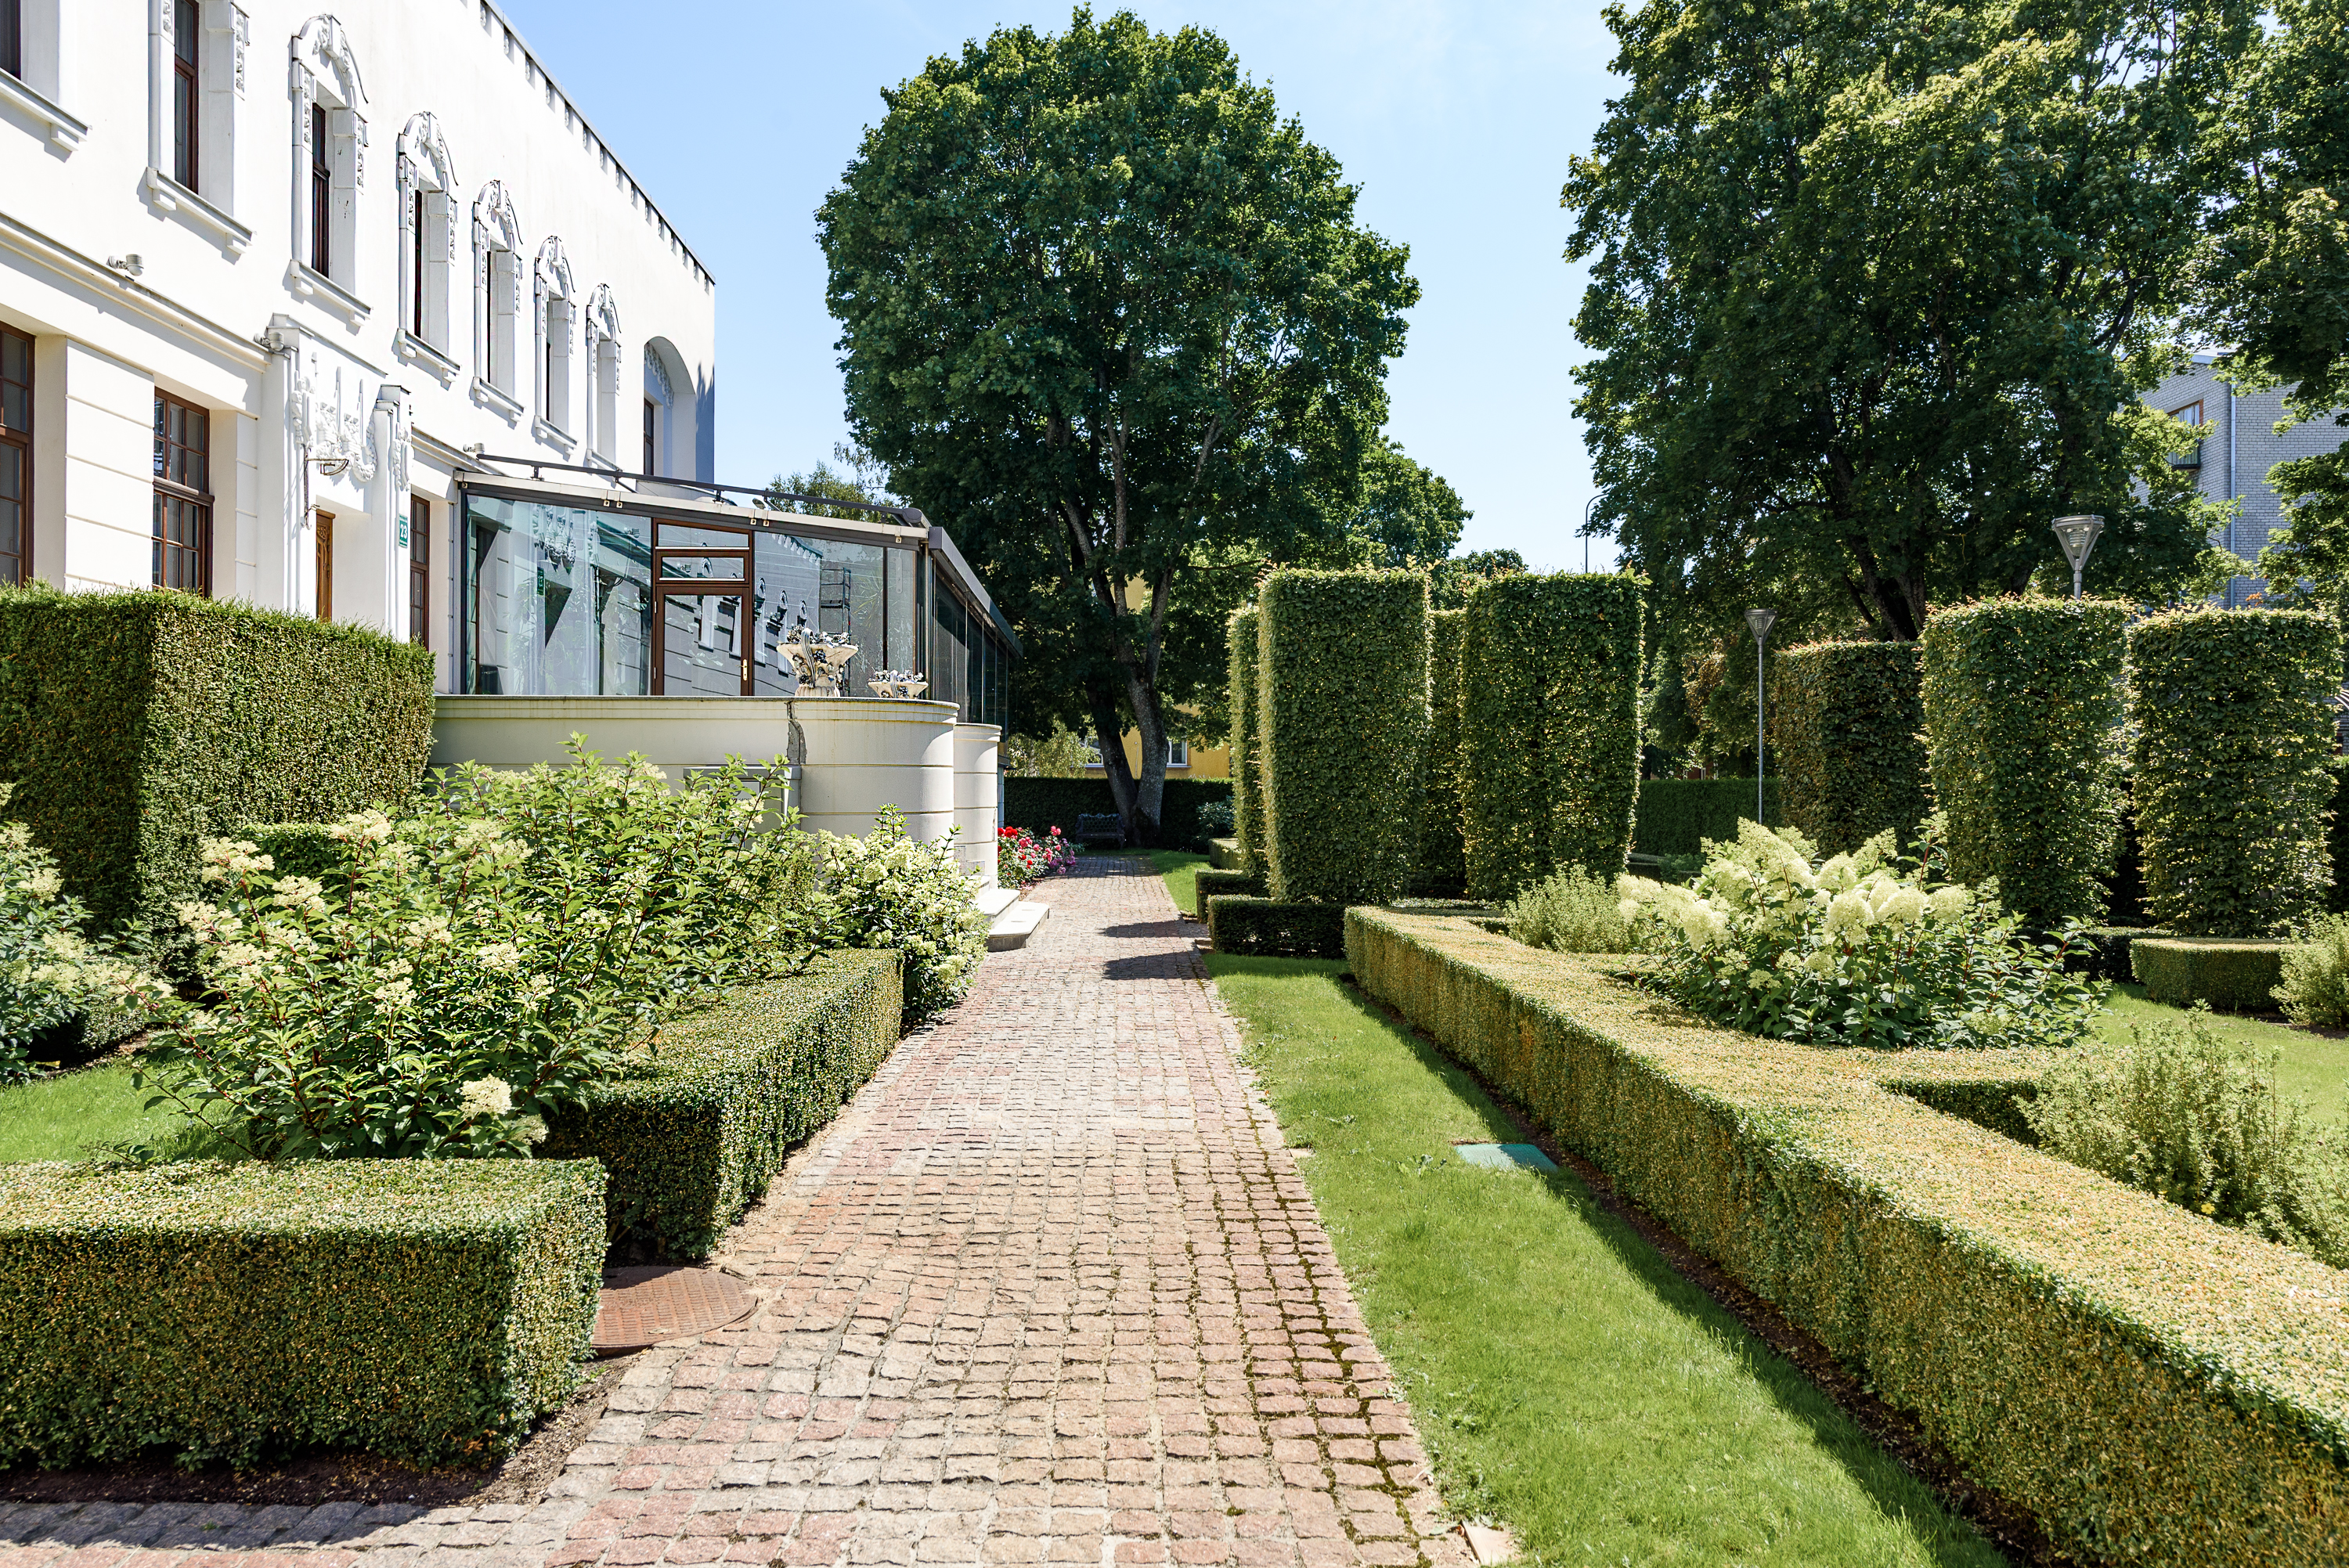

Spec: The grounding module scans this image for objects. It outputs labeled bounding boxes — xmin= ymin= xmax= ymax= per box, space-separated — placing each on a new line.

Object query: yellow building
xmin=1086 ymin=723 xmax=1232 ymax=780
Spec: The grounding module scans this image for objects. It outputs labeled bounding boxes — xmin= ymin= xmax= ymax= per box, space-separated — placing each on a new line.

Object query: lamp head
xmin=1746 ymin=607 xmax=1778 ymax=643
xmin=2051 ymin=514 xmax=2105 ymax=572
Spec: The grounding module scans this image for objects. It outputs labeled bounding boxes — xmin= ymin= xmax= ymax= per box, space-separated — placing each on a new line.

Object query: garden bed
xmin=1348 ymin=907 xmax=2349 ymax=1567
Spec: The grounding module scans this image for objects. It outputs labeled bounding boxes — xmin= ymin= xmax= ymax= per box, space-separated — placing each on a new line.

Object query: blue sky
xmin=493 ymin=0 xmax=1622 ymax=571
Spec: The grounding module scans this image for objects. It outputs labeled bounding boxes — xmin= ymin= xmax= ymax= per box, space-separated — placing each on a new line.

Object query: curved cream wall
xmin=954 ymin=724 xmax=1002 ymax=888
xmin=431 ymin=695 xmax=958 ymax=847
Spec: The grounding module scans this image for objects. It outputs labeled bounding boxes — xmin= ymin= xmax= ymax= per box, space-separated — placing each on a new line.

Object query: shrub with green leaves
xmin=1503 ymin=866 xmax=1634 ymax=954
xmin=1414 ymin=607 xmax=1468 ymax=895
xmin=0 ymin=586 xmax=434 ymax=956
xmin=1920 ymin=598 xmax=2129 ymax=928
xmin=811 ymin=806 xmax=989 ymax=1026
xmin=1257 ymin=570 xmax=1430 ymax=904
xmin=1770 ymin=640 xmax=1930 ymax=856
xmin=2022 ymin=1014 xmax=2349 ymax=1267
xmin=2127 ymin=608 xmax=2341 ymax=936
xmin=0 ymin=786 xmax=155 ymax=1082
xmin=1461 ymin=574 xmax=1644 ymax=901
xmin=1631 ymin=777 xmax=1777 ymax=855
xmin=1622 ymin=821 xmax=2103 ymax=1050
xmin=1228 ymin=605 xmax=1265 ymax=874
xmin=0 ymin=1159 xmax=603 ymax=1469
xmin=2277 ymin=914 xmax=2349 ymax=1027
xmin=137 ymin=748 xmax=814 ymax=1161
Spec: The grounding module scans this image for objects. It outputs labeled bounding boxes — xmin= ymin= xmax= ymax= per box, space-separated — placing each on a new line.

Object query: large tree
xmin=2203 ymin=1 xmax=2349 ymax=614
xmin=1568 ymin=0 xmax=2245 ymax=640
xmin=818 ymin=9 xmax=1416 ymax=838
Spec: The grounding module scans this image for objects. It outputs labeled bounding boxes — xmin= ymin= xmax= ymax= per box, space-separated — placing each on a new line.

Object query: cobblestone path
xmin=0 ymin=860 xmax=1464 ymax=1568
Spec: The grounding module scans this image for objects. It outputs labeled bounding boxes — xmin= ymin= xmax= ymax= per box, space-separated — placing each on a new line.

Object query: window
xmin=642 ymin=398 xmax=655 ymax=475
xmin=0 ymin=326 xmax=29 ymax=586
xmin=170 ymin=0 xmax=197 ymax=189
xmin=2170 ymin=402 xmax=2205 ymax=470
xmin=395 ymin=114 xmax=456 ymax=357
xmin=1167 ymin=739 xmax=1190 ymax=769
xmin=308 ymin=103 xmax=330 ymax=275
xmin=2 ymin=0 xmax=19 ymax=80
xmin=641 ymin=344 xmax=673 ymax=476
xmin=471 ymin=182 xmax=522 ymax=402
xmin=152 ymin=392 xmax=211 ymax=595
xmin=533 ymin=238 xmax=574 ymax=438
xmin=583 ymin=283 xmax=620 ymax=463
xmin=409 ymin=496 xmax=431 ymax=647
xmin=314 ymin=510 xmax=333 ymax=620
xmin=2172 ymin=402 xmax=2203 ymax=427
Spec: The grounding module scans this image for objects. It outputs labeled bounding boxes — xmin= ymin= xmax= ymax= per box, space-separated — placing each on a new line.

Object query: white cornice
xmin=0 ymin=211 xmax=266 ymax=369
xmin=0 ymin=73 xmax=87 ymax=152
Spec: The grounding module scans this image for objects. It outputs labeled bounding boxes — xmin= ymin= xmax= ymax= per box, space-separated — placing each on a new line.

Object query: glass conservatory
xmin=454 ymin=463 xmax=1016 ymax=725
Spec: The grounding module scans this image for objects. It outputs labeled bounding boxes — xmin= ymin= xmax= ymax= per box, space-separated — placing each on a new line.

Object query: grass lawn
xmin=0 ymin=1060 xmax=181 ymax=1162
xmin=1146 ymin=849 xmax=1209 ymax=915
xmin=2095 ymin=982 xmax=2349 ymax=1123
xmin=1207 ymin=953 xmax=2001 ymax=1567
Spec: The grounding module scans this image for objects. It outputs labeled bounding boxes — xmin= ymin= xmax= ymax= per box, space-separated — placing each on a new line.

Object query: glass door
xmin=652 ymin=546 xmax=750 ymax=695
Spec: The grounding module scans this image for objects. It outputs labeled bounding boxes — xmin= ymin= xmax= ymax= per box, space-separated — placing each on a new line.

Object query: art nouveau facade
xmin=0 ymin=0 xmax=716 ymax=690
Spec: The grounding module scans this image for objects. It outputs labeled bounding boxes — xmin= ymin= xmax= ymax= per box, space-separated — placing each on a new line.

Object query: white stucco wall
xmin=0 ymin=0 xmax=716 ymax=689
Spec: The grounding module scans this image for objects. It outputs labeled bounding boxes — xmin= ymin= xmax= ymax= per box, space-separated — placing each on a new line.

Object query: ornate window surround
xmin=288 ymin=14 xmax=365 ymax=297
xmin=140 ymin=0 xmax=250 ymax=251
xmin=532 ymin=236 xmax=575 ymax=448
xmin=471 ymin=179 xmax=524 ymax=416
xmin=0 ymin=0 xmax=88 ymax=152
xmin=582 ymin=283 xmax=622 ymax=467
xmin=395 ymin=111 xmax=459 ymax=380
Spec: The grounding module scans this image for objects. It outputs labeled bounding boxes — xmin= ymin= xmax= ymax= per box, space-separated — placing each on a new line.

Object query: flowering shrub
xmin=1503 ymin=865 xmax=1638 ymax=954
xmin=1620 ymin=821 xmax=2102 ymax=1050
xmin=137 ymin=747 xmax=814 ymax=1159
xmin=816 ymin=807 xmax=989 ymax=1026
xmin=997 ymin=825 xmax=1076 ymax=886
xmin=0 ymin=786 xmax=158 ymax=1081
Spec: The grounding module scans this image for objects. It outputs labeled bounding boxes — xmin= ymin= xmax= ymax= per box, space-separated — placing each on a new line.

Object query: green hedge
xmin=2070 ymin=926 xmax=2160 ymax=984
xmin=2128 ymin=609 xmax=2341 ymax=937
xmin=1770 ymin=640 xmax=1930 ymax=855
xmin=1257 ymin=570 xmax=1430 ymax=904
xmin=1002 ymin=778 xmax=1232 ymax=849
xmin=1631 ymin=778 xmax=1777 ymax=857
xmin=1348 ymin=907 xmax=2349 ymax=1566
xmin=1414 ymin=608 xmax=1469 ymax=896
xmin=0 ymin=1159 xmax=602 ymax=1469
xmin=1195 ymin=867 xmax=1266 ymax=904
xmin=1207 ymin=837 xmax=1244 ymax=871
xmin=1205 ymin=896 xmax=1348 ymax=958
xmin=0 ymin=588 xmax=435 ymax=952
xmin=1461 ymin=575 xmax=1644 ymax=901
xmin=1229 ymin=606 xmax=1265 ymax=874
xmin=543 ymin=951 xmax=902 ymax=1259
xmin=2131 ymin=938 xmax=2291 ymax=1015
xmin=1921 ymin=599 xmax=2129 ymax=928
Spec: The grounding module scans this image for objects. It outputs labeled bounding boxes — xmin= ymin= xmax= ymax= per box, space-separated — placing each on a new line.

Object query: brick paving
xmin=0 ymin=860 xmax=1465 ymax=1568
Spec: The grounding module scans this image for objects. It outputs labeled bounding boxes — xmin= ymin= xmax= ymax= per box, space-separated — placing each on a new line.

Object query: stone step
xmin=987 ymin=899 xmax=1050 ymax=950
xmin=975 ymin=884 xmax=1020 ymax=919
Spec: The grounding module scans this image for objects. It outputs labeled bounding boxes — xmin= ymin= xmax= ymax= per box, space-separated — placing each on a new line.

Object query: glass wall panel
xmin=886 ymin=548 xmax=915 ymax=675
xmin=465 ymin=495 xmax=651 ymax=695
xmin=740 ymin=529 xmax=886 ymax=697
xmin=930 ymin=585 xmax=969 ymax=718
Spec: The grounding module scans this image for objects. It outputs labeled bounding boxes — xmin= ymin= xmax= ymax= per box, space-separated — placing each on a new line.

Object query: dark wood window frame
xmin=412 ymin=189 xmax=428 ymax=339
xmin=2 ymin=0 xmax=23 ymax=81
xmin=409 ymin=496 xmax=431 ymax=647
xmin=0 ymin=325 xmax=31 ymax=587
xmin=309 ymin=103 xmax=332 ymax=277
xmin=152 ymin=391 xmax=211 ymax=597
xmin=171 ymin=0 xmax=200 ymax=191
xmin=643 ymin=397 xmax=656 ymax=476
xmin=316 ymin=510 xmax=334 ymax=621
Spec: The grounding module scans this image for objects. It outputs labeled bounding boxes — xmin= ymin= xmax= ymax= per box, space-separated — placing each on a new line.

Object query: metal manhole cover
xmin=593 ymin=1266 xmax=755 ymax=1356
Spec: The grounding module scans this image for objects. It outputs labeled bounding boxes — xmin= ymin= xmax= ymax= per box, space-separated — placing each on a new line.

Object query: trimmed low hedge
xmin=543 ymin=950 xmax=902 ymax=1259
xmin=1257 ymin=569 xmax=1430 ymax=905
xmin=1348 ymin=907 xmax=2349 ymax=1566
xmin=0 ymin=587 xmax=435 ymax=953
xmin=1461 ymin=575 xmax=1644 ymax=900
xmin=1770 ymin=640 xmax=1930 ymax=855
xmin=2071 ymin=926 xmax=2160 ymax=984
xmin=1194 ymin=867 xmax=1266 ymax=904
xmin=1414 ymin=608 xmax=1469 ymax=896
xmin=1002 ymin=778 xmax=1232 ymax=849
xmin=1921 ymin=598 xmax=2129 ymax=928
xmin=1205 ymin=896 xmax=1348 ymax=958
xmin=2131 ymin=937 xmax=2291 ymax=1015
xmin=0 ymin=1159 xmax=602 ymax=1470
xmin=1229 ymin=605 xmax=1265 ymax=874
xmin=2129 ymin=609 xmax=2340 ymax=936
xmin=1632 ymin=777 xmax=1777 ymax=857
xmin=1207 ymin=837 xmax=1244 ymax=871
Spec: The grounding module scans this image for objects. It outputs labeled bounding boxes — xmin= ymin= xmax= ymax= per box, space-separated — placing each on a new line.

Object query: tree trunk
xmin=1088 ymin=687 xmax=1142 ymax=842
xmin=1121 ymin=666 xmax=1168 ymax=845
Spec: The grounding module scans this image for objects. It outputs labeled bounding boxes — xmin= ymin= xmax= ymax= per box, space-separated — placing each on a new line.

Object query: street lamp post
xmin=1746 ymin=607 xmax=1777 ymax=824
xmin=1582 ymin=496 xmax=1598 ymax=574
xmin=2051 ymin=514 xmax=2105 ymax=600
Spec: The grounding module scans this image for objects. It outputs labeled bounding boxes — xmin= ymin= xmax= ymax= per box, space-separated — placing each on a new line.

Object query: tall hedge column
xmin=1920 ymin=599 xmax=2128 ymax=928
xmin=1460 ymin=574 xmax=1644 ymax=901
xmin=1227 ymin=606 xmax=1265 ymax=875
xmin=2128 ymin=608 xmax=2341 ymax=935
xmin=1413 ymin=608 xmax=1468 ymax=895
xmin=1770 ymin=640 xmax=1931 ymax=856
xmin=1257 ymin=570 xmax=1430 ymax=904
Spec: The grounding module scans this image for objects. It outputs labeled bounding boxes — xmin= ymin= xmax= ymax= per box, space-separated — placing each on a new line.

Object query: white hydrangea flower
xmin=327 ymin=809 xmax=395 ymax=844
xmin=1928 ymin=885 xmax=1972 ymax=918
xmin=475 ymin=941 xmax=523 ymax=972
xmin=1824 ymin=889 xmax=1875 ymax=934
xmin=1875 ymin=887 xmax=1929 ymax=927
xmin=458 ymin=1078 xmax=514 ymax=1120
xmin=16 ymin=868 xmax=60 ymax=900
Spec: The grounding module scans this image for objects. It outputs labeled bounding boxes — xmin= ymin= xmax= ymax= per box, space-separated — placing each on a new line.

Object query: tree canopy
xmin=1568 ymin=0 xmax=2245 ymax=641
xmin=818 ymin=7 xmax=1416 ymax=837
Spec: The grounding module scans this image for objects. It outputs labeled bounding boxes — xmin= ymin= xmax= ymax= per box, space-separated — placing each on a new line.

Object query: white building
xmin=0 ymin=0 xmax=716 ymax=690
xmin=2145 ymin=356 xmax=2349 ymax=609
